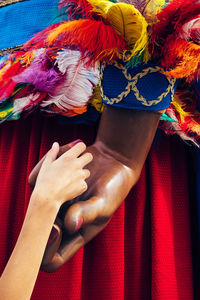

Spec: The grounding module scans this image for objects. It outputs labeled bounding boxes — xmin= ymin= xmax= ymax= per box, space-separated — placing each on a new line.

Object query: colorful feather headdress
xmin=1 ymin=0 xmax=200 ymax=145
xmin=0 ymin=0 xmax=152 ymax=121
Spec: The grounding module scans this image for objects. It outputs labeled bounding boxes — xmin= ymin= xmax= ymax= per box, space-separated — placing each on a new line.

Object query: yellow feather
xmin=0 ymin=107 xmax=13 ymax=119
xmin=22 ymin=51 xmax=35 ymax=67
xmin=188 ymin=122 xmax=200 ymax=134
xmin=90 ymin=85 xmax=104 ymax=112
xmin=86 ymin=0 xmax=148 ymax=61
xmin=144 ymin=0 xmax=165 ymax=24
xmin=172 ymin=92 xmax=193 ymax=123
xmin=86 ymin=0 xmax=112 ymax=17
xmin=107 ymin=3 xmax=148 ymax=61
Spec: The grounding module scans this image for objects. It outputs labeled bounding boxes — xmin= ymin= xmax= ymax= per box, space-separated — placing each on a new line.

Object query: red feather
xmin=149 ymin=0 xmax=200 ymax=80
xmin=0 ymin=60 xmax=24 ymax=100
xmin=23 ymin=19 xmax=127 ymax=64
xmin=24 ymin=23 xmax=60 ymax=50
xmin=150 ymin=0 xmax=200 ymax=58
xmin=59 ymin=0 xmax=96 ymax=20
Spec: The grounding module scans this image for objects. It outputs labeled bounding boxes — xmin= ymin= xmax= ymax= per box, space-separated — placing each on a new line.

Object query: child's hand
xmin=32 ymin=142 xmax=93 ymax=208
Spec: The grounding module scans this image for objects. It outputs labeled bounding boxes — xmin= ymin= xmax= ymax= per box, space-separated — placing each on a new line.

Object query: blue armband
xmin=100 ymin=62 xmax=177 ymax=111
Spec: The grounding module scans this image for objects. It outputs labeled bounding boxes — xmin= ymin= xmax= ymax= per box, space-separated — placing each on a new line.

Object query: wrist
xmin=29 ymin=191 xmax=60 ymax=215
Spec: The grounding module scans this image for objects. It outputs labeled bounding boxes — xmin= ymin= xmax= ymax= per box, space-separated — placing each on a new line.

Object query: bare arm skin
xmin=0 ymin=142 xmax=92 ymax=300
xmin=29 ymin=105 xmax=161 ymax=272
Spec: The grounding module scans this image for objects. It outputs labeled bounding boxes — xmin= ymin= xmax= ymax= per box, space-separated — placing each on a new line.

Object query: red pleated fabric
xmin=0 ymin=113 xmax=193 ymax=300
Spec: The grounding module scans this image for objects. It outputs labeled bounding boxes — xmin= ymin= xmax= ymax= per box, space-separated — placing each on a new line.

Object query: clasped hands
xmin=29 ymin=107 xmax=161 ymax=272
xmin=29 ymin=141 xmax=135 ymax=272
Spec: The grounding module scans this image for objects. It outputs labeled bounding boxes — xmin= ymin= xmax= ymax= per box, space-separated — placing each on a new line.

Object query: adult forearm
xmin=0 ymin=193 xmax=59 ymax=300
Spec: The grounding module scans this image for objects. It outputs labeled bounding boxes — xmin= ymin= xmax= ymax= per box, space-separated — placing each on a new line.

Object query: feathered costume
xmin=0 ymin=0 xmax=200 ymax=144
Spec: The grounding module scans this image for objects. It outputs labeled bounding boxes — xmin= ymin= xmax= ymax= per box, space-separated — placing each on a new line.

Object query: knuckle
xmin=81 ymin=181 xmax=88 ymax=192
xmin=85 ymin=152 xmax=93 ymax=162
xmin=83 ymin=169 xmax=90 ymax=178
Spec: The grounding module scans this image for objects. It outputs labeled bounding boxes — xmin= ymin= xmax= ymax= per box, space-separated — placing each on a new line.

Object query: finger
xmin=41 ymin=222 xmax=108 ymax=272
xmin=64 ymin=196 xmax=105 ymax=234
xmin=44 ymin=142 xmax=60 ymax=164
xmin=58 ymin=139 xmax=82 ymax=157
xmin=83 ymin=169 xmax=90 ymax=180
xmin=41 ymin=232 xmax=84 ymax=272
xmin=29 ymin=142 xmax=73 ymax=186
xmin=28 ymin=143 xmax=59 ymax=186
xmin=59 ymin=225 xmax=105 ymax=262
xmin=29 ymin=140 xmax=80 ymax=187
xmin=57 ymin=142 xmax=86 ymax=160
xmin=29 ymin=157 xmax=46 ymax=187
xmin=42 ymin=224 xmax=62 ymax=267
xmin=77 ymin=152 xmax=93 ymax=168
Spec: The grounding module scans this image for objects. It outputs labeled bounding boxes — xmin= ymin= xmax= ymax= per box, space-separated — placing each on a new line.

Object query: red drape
xmin=0 ymin=113 xmax=193 ymax=300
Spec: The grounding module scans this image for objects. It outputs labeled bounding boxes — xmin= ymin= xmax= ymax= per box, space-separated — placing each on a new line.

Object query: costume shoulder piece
xmin=0 ymin=0 xmax=200 ymax=145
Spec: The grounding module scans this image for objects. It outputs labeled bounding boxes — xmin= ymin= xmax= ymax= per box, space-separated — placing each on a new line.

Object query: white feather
xmin=166 ymin=108 xmax=199 ymax=147
xmin=179 ymin=17 xmax=200 ymax=40
xmin=41 ymin=49 xmax=99 ymax=110
xmin=13 ymin=93 xmax=40 ymax=114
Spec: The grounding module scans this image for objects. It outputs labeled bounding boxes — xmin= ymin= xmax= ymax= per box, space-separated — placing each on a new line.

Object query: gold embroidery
xmin=0 ymin=45 xmax=21 ymax=56
xmin=100 ymin=62 xmax=176 ymax=107
xmin=0 ymin=0 xmax=26 ymax=8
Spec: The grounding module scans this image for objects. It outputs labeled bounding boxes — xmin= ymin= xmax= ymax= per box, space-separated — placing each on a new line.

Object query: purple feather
xmin=14 ymin=54 xmax=63 ymax=93
xmin=121 ymin=0 xmax=148 ymax=13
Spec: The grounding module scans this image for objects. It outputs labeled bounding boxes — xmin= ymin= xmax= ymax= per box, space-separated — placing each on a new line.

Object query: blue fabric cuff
xmin=100 ymin=62 xmax=177 ymax=111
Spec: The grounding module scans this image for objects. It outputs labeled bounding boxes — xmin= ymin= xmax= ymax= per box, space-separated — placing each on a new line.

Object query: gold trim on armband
xmin=100 ymin=62 xmax=176 ymax=107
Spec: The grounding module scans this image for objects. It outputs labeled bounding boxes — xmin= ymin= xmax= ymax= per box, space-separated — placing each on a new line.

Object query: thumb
xmin=64 ymin=196 xmax=105 ymax=234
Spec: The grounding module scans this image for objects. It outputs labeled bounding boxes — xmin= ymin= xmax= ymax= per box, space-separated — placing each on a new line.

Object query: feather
xmin=0 ymin=54 xmax=9 ymax=69
xmin=160 ymin=85 xmax=200 ymax=146
xmin=41 ymin=49 xmax=99 ymax=113
xmin=162 ymin=39 xmax=200 ymax=81
xmin=23 ymin=19 xmax=127 ymax=64
xmin=46 ymin=104 xmax=88 ymax=116
xmin=14 ymin=52 xmax=63 ymax=93
xmin=143 ymin=0 xmax=165 ymax=23
xmin=160 ymin=112 xmax=176 ymax=122
xmin=84 ymin=0 xmax=148 ymax=61
xmin=24 ymin=23 xmax=60 ymax=50
xmin=0 ymin=60 xmax=24 ymax=100
xmin=120 ymin=0 xmax=165 ymax=23
xmin=119 ymin=0 xmax=147 ymax=13
xmin=59 ymin=0 xmax=96 ymax=20
xmin=12 ymin=93 xmax=41 ymax=114
xmin=46 ymin=19 xmax=127 ymax=63
xmin=160 ymin=107 xmax=200 ymax=146
xmin=0 ymin=103 xmax=15 ymax=122
xmin=179 ymin=17 xmax=200 ymax=41
xmin=89 ymin=84 xmax=104 ymax=112
xmin=150 ymin=0 xmax=200 ymax=80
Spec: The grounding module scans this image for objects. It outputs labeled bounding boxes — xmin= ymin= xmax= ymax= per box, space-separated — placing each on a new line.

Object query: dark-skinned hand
xmin=29 ymin=107 xmax=161 ymax=272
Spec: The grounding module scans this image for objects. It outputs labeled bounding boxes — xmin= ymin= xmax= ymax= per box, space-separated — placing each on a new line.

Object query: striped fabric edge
xmin=0 ymin=45 xmax=21 ymax=56
xmin=0 ymin=0 xmax=26 ymax=8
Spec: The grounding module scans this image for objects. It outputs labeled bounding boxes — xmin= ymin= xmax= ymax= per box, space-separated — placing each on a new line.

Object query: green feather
xmin=160 ymin=113 xmax=176 ymax=122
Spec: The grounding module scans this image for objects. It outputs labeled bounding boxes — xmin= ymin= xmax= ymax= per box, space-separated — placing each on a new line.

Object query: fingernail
xmin=75 ymin=218 xmax=83 ymax=232
xmin=47 ymin=226 xmax=59 ymax=245
xmin=52 ymin=142 xmax=59 ymax=149
xmin=69 ymin=139 xmax=83 ymax=148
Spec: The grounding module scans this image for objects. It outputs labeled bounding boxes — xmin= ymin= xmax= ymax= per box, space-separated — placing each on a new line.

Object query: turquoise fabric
xmin=0 ymin=0 xmax=60 ymax=50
